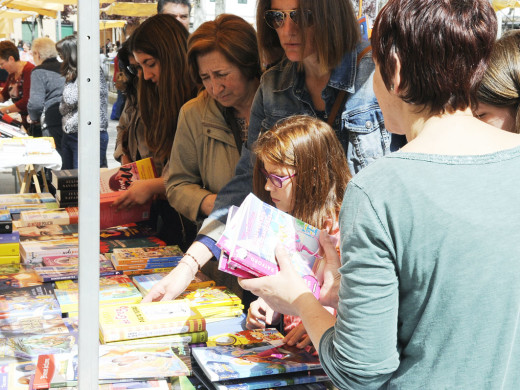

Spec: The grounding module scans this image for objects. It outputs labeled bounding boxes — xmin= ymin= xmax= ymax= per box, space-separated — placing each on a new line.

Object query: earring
xmin=390 ymin=84 xmax=394 ymax=91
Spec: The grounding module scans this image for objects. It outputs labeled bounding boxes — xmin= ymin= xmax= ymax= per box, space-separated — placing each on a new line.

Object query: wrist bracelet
xmin=184 ymin=252 xmax=201 ymax=272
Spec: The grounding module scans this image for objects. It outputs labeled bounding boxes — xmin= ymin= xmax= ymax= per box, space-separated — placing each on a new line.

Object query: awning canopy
xmin=100 ymin=2 xmax=156 ymax=17
xmin=1 ymin=0 xmax=64 ymax=18
xmin=493 ymin=0 xmax=520 ymax=11
xmin=0 ymin=9 xmax=37 ymax=37
xmin=99 ymin=19 xmax=126 ymax=30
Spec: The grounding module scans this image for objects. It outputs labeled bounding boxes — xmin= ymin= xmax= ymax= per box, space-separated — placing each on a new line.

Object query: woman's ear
xmin=391 ymin=54 xmax=402 ymax=94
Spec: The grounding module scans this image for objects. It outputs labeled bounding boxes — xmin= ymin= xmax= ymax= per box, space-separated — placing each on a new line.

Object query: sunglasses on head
xmin=264 ymin=9 xmax=313 ymax=30
xmin=260 ymin=167 xmax=297 ymax=188
xmin=126 ymin=64 xmax=141 ymax=76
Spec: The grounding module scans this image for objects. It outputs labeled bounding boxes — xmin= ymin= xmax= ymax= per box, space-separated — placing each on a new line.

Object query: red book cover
xmin=99 ymin=192 xmax=151 ymax=230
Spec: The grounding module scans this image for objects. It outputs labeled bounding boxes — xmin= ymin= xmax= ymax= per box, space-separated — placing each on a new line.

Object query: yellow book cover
xmin=176 ymin=286 xmax=242 ymax=309
xmin=0 ymin=242 xmax=19 ymax=256
xmin=132 ymin=271 xmax=215 ymax=295
xmin=0 ymin=255 xmax=20 ymax=265
xmin=99 ymin=300 xmax=205 ymax=343
xmin=103 ymin=330 xmax=208 ymax=345
xmin=206 ymin=328 xmax=285 ymax=347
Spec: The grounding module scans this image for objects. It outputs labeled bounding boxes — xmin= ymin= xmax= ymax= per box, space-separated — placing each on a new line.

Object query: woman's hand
xmin=141 ymin=262 xmax=193 ymax=302
xmin=246 ymin=297 xmax=281 ymax=329
xmin=111 ymin=180 xmax=156 ymax=211
xmin=239 ymin=245 xmax=312 ymax=317
xmin=200 ymin=194 xmax=217 ymax=217
xmin=317 ymin=232 xmax=342 ymax=309
xmin=283 ymin=322 xmax=312 ymax=349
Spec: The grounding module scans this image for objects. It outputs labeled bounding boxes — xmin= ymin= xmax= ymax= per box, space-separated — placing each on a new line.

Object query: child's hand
xmin=283 ymin=322 xmax=312 ymax=349
xmin=317 ymin=231 xmax=341 ymax=309
xmin=246 ymin=297 xmax=281 ymax=329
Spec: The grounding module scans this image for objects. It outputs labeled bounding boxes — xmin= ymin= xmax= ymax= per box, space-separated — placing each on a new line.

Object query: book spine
xmin=56 ymin=190 xmax=78 ymax=202
xmin=0 ymin=231 xmax=19 ymax=243
xmin=0 ymin=242 xmax=19 ymax=256
xmin=102 ymin=318 xmax=206 ymax=343
xmin=0 ymin=255 xmax=20 ymax=264
xmin=0 ymin=221 xmax=13 ymax=234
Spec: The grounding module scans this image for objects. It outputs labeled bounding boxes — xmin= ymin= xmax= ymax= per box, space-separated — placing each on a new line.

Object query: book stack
xmin=20 ymin=237 xmax=78 ymax=264
xmin=109 ymin=245 xmax=183 ymax=273
xmin=0 ymin=193 xmax=58 ymax=224
xmin=0 ymin=229 xmax=19 ymax=265
xmin=99 ymin=300 xmax=206 ymax=344
xmin=217 ymin=194 xmax=323 ymax=299
xmin=17 ymin=207 xmax=79 ymax=228
xmin=53 ymin=274 xmax=143 ymax=317
xmin=50 ymin=169 xmax=78 ymax=208
xmin=192 ymin=328 xmax=331 ymax=390
xmin=175 ymin=286 xmax=244 ymax=323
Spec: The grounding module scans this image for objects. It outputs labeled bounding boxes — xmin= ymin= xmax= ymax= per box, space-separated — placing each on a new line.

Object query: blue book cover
xmin=192 ymin=343 xmax=322 ymax=382
xmin=215 ymin=370 xmax=329 ymax=390
xmin=0 ymin=231 xmax=19 ymax=243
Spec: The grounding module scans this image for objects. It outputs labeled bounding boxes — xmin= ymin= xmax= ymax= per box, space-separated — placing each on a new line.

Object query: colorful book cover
xmin=36 ymin=256 xmax=121 ymax=281
xmin=132 ymin=271 xmax=215 ymax=296
xmin=99 ymin=236 xmax=166 ymax=254
xmin=100 ymin=192 xmax=152 ymax=230
xmin=0 ymin=193 xmax=43 ymax=205
xmin=33 ymin=350 xmax=74 ymax=389
xmin=111 ymin=262 xmax=180 ymax=271
xmin=54 ymin=276 xmax=143 ymax=314
xmin=121 ymin=267 xmax=175 ymax=277
xmin=192 ymin=343 xmax=322 ymax=382
xmin=19 ymin=238 xmax=78 ymax=264
xmin=99 ymin=300 xmax=205 ymax=343
xmin=18 ymin=207 xmax=79 ymax=227
xmin=99 ymin=158 xmax=157 ymax=193
xmin=176 ymin=286 xmax=242 ymax=309
xmin=0 ymin=231 xmax=19 ymax=244
xmin=218 ymin=194 xmax=322 ymax=298
xmin=100 ymin=223 xmax=157 ymax=241
xmin=0 ymin=359 xmax=37 ymax=390
xmin=111 ymin=245 xmax=183 ymax=265
xmin=0 ymin=269 xmax=41 ymax=290
xmin=207 ymin=329 xmax=284 ymax=348
xmin=0 ymin=263 xmax=23 ymax=275
xmin=98 ymin=344 xmax=189 ymax=380
xmin=17 ymin=223 xmax=79 ymax=242
xmin=0 ymin=313 xmax=70 ymax=338
xmin=0 ymin=284 xmax=60 ymax=320
xmin=1 ymin=331 xmax=77 ymax=360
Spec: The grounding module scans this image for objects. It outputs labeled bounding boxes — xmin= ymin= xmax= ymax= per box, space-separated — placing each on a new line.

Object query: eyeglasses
xmin=126 ymin=64 xmax=141 ymax=76
xmin=260 ymin=168 xmax=297 ymax=188
xmin=264 ymin=9 xmax=313 ymax=29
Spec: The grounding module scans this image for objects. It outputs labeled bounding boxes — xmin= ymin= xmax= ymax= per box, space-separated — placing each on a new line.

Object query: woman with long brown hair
xmin=112 ymin=14 xmax=197 ymax=246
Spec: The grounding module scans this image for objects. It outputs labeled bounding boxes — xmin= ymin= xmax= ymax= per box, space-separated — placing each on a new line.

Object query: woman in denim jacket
xmin=143 ymin=0 xmax=404 ymax=304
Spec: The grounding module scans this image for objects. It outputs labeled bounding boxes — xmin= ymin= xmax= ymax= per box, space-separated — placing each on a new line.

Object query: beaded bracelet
xmin=183 ymin=252 xmax=202 ymax=272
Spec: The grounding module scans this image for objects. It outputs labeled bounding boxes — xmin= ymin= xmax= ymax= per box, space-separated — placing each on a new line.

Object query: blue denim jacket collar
xmin=272 ymin=48 xmax=359 ymax=95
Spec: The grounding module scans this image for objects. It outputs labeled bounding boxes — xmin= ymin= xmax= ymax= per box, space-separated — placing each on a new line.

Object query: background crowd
xmin=2 ymin=0 xmax=520 ymax=387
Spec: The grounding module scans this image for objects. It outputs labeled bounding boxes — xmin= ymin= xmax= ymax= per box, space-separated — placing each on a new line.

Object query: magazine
xmin=99 ymin=158 xmax=157 ymax=193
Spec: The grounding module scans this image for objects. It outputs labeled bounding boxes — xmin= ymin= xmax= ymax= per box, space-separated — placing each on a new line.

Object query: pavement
xmin=0 ymin=99 xmax=120 ymax=195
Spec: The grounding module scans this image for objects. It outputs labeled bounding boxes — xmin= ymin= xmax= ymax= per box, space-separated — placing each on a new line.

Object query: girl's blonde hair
xmin=253 ymin=115 xmax=351 ymax=230
xmin=477 ymin=30 xmax=520 ymax=133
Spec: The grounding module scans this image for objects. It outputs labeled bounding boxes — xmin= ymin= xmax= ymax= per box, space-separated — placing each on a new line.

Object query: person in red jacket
xmin=0 ymin=40 xmax=35 ymax=131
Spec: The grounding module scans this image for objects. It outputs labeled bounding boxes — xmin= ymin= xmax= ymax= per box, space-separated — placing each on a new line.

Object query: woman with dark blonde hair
xmin=241 ymin=0 xmax=520 ymax=388
xmin=476 ymin=30 xmax=520 ymax=133
xmin=112 ymin=13 xmax=197 ymax=248
xmin=147 ymin=14 xmax=260 ymax=303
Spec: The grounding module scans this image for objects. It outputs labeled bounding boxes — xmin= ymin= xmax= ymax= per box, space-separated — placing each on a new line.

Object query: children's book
xmin=111 ymin=245 xmax=183 ymax=265
xmin=206 ymin=329 xmax=284 ymax=348
xmin=100 ymin=223 xmax=157 ymax=241
xmin=18 ymin=207 xmax=79 ymax=227
xmin=54 ymin=275 xmax=143 ymax=314
xmin=0 ymin=331 xmax=77 ymax=360
xmin=133 ymin=271 xmax=215 ymax=296
xmin=0 ymin=359 xmax=37 ymax=390
xmin=0 ymin=269 xmax=41 ymax=290
xmin=176 ymin=287 xmax=242 ymax=309
xmin=17 ymin=223 xmax=79 ymax=242
xmin=0 ymin=284 xmax=61 ymax=320
xmin=99 ymin=300 xmax=205 ymax=343
xmin=217 ymin=194 xmax=322 ymax=298
xmin=99 ymin=236 xmax=166 ymax=254
xmin=99 ymin=158 xmax=157 ymax=193
xmin=20 ymin=238 xmax=78 ymax=264
xmin=0 ymin=313 xmax=70 ymax=338
xmin=192 ymin=343 xmax=322 ymax=382
xmin=0 ymin=242 xmax=19 ymax=256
